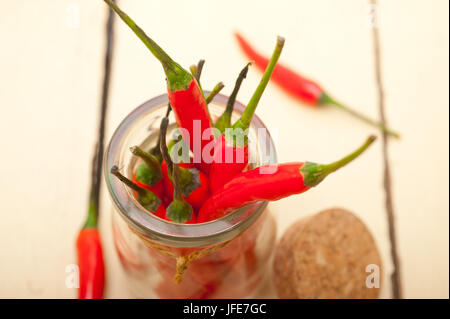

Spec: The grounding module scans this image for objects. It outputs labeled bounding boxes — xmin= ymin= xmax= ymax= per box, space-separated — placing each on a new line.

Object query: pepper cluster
xmin=106 ymin=0 xmax=376 ymax=224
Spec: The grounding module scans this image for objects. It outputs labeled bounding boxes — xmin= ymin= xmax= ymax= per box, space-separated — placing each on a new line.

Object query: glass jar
xmin=104 ymin=93 xmax=277 ymax=298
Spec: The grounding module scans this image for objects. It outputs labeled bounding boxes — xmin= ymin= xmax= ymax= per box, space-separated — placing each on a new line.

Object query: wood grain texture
xmin=370 ymin=0 xmax=401 ymax=299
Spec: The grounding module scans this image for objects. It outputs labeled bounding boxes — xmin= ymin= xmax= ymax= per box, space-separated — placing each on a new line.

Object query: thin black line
xmin=370 ymin=0 xmax=402 ymax=299
xmin=91 ymin=2 xmax=115 ymax=213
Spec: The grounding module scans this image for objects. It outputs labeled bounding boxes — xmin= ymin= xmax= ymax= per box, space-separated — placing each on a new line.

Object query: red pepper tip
xmin=233 ymin=32 xmax=248 ymax=47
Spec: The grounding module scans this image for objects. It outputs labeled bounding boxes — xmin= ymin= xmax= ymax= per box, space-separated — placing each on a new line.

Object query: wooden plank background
xmin=0 ymin=0 xmax=448 ymax=298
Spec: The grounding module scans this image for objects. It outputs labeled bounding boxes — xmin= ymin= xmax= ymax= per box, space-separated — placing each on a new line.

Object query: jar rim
xmin=104 ymin=92 xmax=277 ymax=247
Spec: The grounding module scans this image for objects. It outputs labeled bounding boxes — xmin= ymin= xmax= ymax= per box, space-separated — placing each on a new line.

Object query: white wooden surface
xmin=0 ymin=0 xmax=448 ymax=298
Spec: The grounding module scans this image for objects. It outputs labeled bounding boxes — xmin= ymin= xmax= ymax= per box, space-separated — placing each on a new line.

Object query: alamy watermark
xmin=365 ymin=264 xmax=380 ymax=288
xmin=65 ymin=264 xmax=79 ymax=289
xmin=366 ymin=3 xmax=379 ymax=29
xmin=65 ymin=3 xmax=80 ymax=29
xmin=169 ymin=121 xmax=278 ymax=174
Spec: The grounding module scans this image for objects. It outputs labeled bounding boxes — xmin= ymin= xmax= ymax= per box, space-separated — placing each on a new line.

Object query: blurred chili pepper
xmin=198 ymin=136 xmax=376 ymax=222
xmin=160 ymin=117 xmax=209 ymax=210
xmin=111 ymin=165 xmax=166 ymax=218
xmin=105 ymin=0 xmax=214 ymax=171
xmin=209 ymin=36 xmax=285 ymax=194
xmin=130 ymin=146 xmax=164 ymax=198
xmin=234 ymin=32 xmax=399 ymax=138
xmin=76 ymin=148 xmax=105 ymax=299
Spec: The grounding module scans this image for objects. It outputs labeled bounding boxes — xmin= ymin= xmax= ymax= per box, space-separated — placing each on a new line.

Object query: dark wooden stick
xmin=91 ymin=2 xmax=115 ymax=216
xmin=370 ymin=0 xmax=402 ymax=299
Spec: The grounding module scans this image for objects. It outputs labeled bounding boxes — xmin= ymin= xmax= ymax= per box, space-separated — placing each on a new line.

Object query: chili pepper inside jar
xmin=104 ymin=93 xmax=277 ymax=298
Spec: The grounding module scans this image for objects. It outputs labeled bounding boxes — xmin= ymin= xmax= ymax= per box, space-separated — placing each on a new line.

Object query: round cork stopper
xmin=273 ymin=208 xmax=382 ymax=299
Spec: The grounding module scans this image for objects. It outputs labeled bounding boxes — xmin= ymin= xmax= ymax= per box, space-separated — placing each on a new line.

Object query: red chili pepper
xmin=130 ymin=146 xmax=164 ymax=198
xmin=76 ymin=149 xmax=105 ymax=299
xmin=166 ymin=163 xmax=194 ymax=223
xmin=198 ymin=136 xmax=376 ymax=222
xmin=111 ymin=165 xmax=166 ymax=219
xmin=76 ymin=228 xmax=105 ymax=299
xmin=106 ymin=0 xmax=214 ymax=171
xmin=209 ymin=36 xmax=285 ymax=193
xmin=160 ymin=200 xmax=197 ymax=224
xmin=133 ymin=169 xmax=164 ymax=199
xmin=160 ymin=117 xmax=209 ymax=210
xmin=234 ymin=32 xmax=399 ymax=138
xmin=168 ymin=80 xmax=213 ymax=168
xmin=209 ymin=138 xmax=249 ymax=194
xmin=160 ymin=117 xmax=198 ymax=223
xmin=161 ymin=160 xmax=209 ymax=209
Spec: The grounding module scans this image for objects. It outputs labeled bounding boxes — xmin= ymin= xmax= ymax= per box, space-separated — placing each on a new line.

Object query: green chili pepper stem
xmin=214 ymin=112 xmax=231 ymax=137
xmin=215 ymin=62 xmax=252 ymax=133
xmin=150 ymin=104 xmax=172 ymax=163
xmin=167 ymin=163 xmax=193 ymax=223
xmin=195 ymin=59 xmax=205 ymax=81
xmin=233 ymin=36 xmax=285 ymax=131
xmin=104 ymin=0 xmax=191 ymax=91
xmin=225 ymin=62 xmax=252 ymax=115
xmin=323 ymin=135 xmax=376 ymax=173
xmin=191 ymin=60 xmax=205 ymax=95
xmin=300 ymin=135 xmax=376 ymax=187
xmin=83 ymin=201 xmax=98 ymax=229
xmin=110 ymin=166 xmax=144 ymax=194
xmin=159 ymin=117 xmax=173 ymax=175
xmin=189 ymin=65 xmax=197 ymax=77
xmin=161 ymin=120 xmax=193 ymax=223
xmin=204 ymin=81 xmax=223 ymax=124
xmin=166 ymin=199 xmax=193 ymax=223
xmin=205 ymin=82 xmax=225 ymax=104
xmin=167 ymin=137 xmax=177 ymax=154
xmin=111 ymin=165 xmax=160 ymax=212
xmin=84 ymin=146 xmax=99 ymax=229
xmin=319 ymin=93 xmax=400 ymax=139
xmin=172 ymin=164 xmax=184 ymax=201
xmin=159 ymin=117 xmax=193 ymax=186
xmin=130 ymin=146 xmax=163 ymax=184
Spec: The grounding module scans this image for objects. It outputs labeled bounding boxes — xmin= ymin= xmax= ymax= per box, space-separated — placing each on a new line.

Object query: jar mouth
xmin=104 ymin=92 xmax=277 ymax=247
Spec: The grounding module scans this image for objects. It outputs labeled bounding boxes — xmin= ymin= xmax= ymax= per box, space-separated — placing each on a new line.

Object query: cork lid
xmin=273 ymin=208 xmax=382 ymax=299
